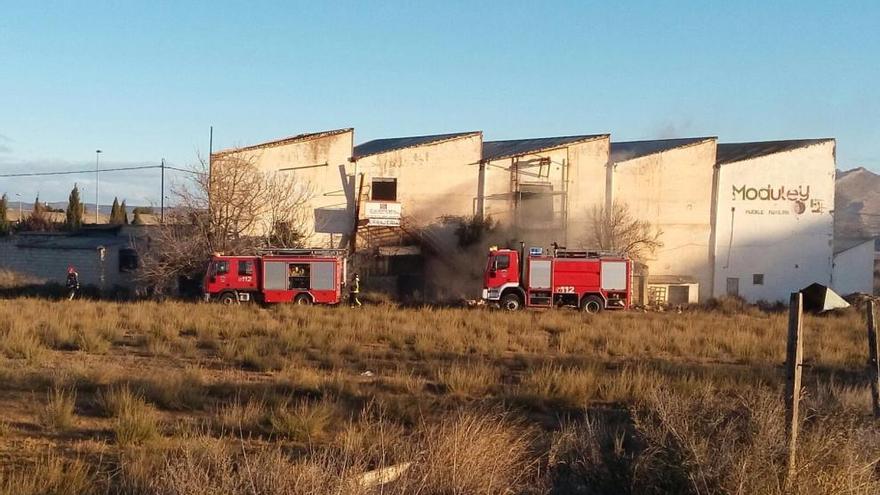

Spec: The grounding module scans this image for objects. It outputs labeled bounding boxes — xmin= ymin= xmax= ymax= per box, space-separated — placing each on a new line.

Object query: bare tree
xmin=260 ymin=170 xmax=313 ymax=248
xmin=138 ymin=152 xmax=313 ymax=294
xmin=584 ymin=200 xmax=663 ymax=260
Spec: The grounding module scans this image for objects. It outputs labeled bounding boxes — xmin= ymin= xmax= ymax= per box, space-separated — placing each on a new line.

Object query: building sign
xmin=732 ymin=184 xmax=825 ymax=215
xmin=368 ymin=217 xmax=401 ymax=227
xmin=364 ymin=201 xmax=402 ymax=220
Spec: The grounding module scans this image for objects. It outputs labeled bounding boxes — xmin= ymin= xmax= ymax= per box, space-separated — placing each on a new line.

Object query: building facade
xmin=712 ymin=139 xmax=836 ymax=302
xmin=479 ymin=134 xmax=610 ymax=248
xmin=610 ymin=138 xmax=717 ymax=303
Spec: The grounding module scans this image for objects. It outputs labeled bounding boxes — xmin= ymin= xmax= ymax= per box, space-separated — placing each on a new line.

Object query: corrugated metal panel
xmin=310 ymin=261 xmax=335 ymax=291
xmin=529 ymin=259 xmax=552 ymax=289
xmin=354 ymin=132 xmax=480 ymax=159
xmin=482 ymin=134 xmax=607 ymax=162
xmin=716 ymin=139 xmax=833 ymax=165
xmin=264 ymin=261 xmax=288 ymax=290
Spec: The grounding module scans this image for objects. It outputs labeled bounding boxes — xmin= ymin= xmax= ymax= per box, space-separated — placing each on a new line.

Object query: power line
xmin=0 ymin=164 xmax=196 ymax=178
xmin=0 ymin=164 xmax=159 ymax=178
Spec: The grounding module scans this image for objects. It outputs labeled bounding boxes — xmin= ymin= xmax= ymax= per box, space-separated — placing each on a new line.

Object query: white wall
xmin=355 ymin=134 xmax=483 ymax=226
xmin=713 ymin=141 xmax=836 ymax=302
xmin=612 ymin=140 xmax=717 ymax=301
xmin=832 ymin=240 xmax=875 ymax=295
xmin=481 ymin=137 xmax=609 ymax=248
xmin=213 ymin=130 xmax=355 ymax=247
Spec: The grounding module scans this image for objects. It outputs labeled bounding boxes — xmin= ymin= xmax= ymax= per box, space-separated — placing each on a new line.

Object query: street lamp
xmin=14 ymin=193 xmax=21 ymax=223
xmin=95 ymin=149 xmax=102 ymax=224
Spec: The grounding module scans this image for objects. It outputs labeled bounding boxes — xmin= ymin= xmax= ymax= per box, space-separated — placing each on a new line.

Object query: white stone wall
xmin=832 ymin=240 xmax=875 ymax=295
xmin=712 ymin=141 xmax=836 ymax=302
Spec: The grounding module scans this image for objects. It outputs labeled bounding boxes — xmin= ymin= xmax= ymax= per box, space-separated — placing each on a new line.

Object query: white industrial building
xmin=209 ymin=128 xmax=873 ymax=303
xmin=713 ymin=139 xmax=837 ymax=302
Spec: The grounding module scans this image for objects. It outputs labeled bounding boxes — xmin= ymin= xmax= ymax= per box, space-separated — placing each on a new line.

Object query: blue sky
xmin=1 ymin=0 xmax=878 ymax=205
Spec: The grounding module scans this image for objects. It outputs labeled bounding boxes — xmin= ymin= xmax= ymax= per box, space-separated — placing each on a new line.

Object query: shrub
xmin=435 ymin=362 xmax=500 ymax=396
xmin=39 ymin=387 xmax=76 ymax=432
xmin=268 ymin=399 xmax=334 ymax=444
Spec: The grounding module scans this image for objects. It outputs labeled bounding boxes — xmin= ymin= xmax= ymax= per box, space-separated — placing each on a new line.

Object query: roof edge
xmin=212 ymin=128 xmax=354 ymax=157
xmin=612 ymin=137 xmax=717 ymax=164
xmin=353 ymin=131 xmax=483 ymax=159
xmin=716 ymin=138 xmax=836 ymax=166
xmin=483 ymin=133 xmax=610 ymax=161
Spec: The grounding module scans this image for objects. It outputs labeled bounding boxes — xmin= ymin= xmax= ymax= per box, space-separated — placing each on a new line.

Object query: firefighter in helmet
xmin=349 ymin=273 xmax=361 ymax=307
xmin=66 ymin=266 xmax=80 ymax=301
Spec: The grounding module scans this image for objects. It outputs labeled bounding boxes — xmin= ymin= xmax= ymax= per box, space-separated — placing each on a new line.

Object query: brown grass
xmin=0 ymin=298 xmax=876 ymax=492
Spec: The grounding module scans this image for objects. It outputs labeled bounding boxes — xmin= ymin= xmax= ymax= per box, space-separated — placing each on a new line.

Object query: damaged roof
xmin=212 ymin=128 xmax=353 ymax=157
xmin=716 ymin=139 xmax=834 ymax=165
xmin=482 ymin=134 xmax=608 ymax=162
xmin=353 ymin=131 xmax=481 ymax=159
xmin=611 ymin=137 xmax=715 ymax=163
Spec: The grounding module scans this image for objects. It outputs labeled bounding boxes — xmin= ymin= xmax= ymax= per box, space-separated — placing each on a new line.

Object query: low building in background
xmin=0 ymin=225 xmax=151 ymax=293
xmin=832 ymin=237 xmax=875 ymax=296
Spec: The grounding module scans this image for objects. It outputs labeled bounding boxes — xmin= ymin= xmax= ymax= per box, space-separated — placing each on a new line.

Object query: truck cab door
xmin=486 ymin=253 xmax=513 ymax=288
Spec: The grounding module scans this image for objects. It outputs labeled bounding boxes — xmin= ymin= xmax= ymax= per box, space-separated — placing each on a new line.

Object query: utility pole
xmin=866 ymin=300 xmax=880 ymax=418
xmin=208 ymin=126 xmax=213 ymax=213
xmin=95 ymin=149 xmax=102 ymax=224
xmin=160 ymin=158 xmax=165 ymax=224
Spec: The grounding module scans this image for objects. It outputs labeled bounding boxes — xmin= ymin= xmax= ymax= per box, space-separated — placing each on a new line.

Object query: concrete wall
xmin=213 ymin=130 xmax=355 ymax=247
xmin=481 ymin=137 xmax=609 ymax=248
xmin=832 ymin=240 xmax=875 ymax=295
xmin=611 ymin=139 xmax=717 ymax=301
xmin=355 ymin=133 xmax=483 ymax=227
xmin=712 ymin=141 xmax=836 ymax=302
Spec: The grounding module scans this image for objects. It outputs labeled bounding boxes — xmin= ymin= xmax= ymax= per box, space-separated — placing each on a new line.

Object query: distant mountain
xmin=836 ymin=167 xmax=880 ymax=240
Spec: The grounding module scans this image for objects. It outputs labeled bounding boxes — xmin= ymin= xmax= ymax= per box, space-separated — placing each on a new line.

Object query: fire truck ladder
xmin=257 ymin=248 xmax=348 ymax=257
xmin=553 ymin=248 xmax=619 ymax=259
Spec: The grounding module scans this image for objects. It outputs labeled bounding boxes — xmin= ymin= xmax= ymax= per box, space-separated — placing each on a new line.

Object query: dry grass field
xmin=0 ymin=292 xmax=878 ymax=494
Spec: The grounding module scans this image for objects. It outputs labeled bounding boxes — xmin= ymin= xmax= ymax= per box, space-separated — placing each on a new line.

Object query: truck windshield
xmin=213 ymin=260 xmax=229 ymax=276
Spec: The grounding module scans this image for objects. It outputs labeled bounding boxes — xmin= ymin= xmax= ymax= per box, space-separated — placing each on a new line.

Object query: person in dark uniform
xmin=349 ymin=273 xmax=361 ymax=307
xmin=66 ymin=266 xmax=80 ymax=300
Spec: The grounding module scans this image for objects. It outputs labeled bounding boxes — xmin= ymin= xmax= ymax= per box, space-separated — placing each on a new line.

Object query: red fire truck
xmin=482 ymin=244 xmax=632 ymax=313
xmin=204 ymin=249 xmax=347 ymax=305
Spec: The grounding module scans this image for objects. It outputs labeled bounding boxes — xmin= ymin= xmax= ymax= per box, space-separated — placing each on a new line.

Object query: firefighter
xmin=349 ymin=273 xmax=361 ymax=307
xmin=66 ymin=266 xmax=80 ymax=301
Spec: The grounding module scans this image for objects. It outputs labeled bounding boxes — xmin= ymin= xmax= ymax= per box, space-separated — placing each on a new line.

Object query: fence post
xmin=784 ymin=291 xmax=804 ymax=490
xmin=866 ymin=300 xmax=880 ymax=418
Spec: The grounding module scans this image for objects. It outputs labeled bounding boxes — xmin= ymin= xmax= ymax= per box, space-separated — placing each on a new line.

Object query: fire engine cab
xmin=482 ymin=244 xmax=632 ymax=313
xmin=204 ymin=249 xmax=347 ymax=305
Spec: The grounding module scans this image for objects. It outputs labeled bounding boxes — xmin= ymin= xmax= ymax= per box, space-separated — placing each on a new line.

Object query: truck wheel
xmin=294 ymin=294 xmax=313 ymax=305
xmin=219 ymin=292 xmax=238 ymax=305
xmin=500 ymin=293 xmax=522 ymax=311
xmin=581 ymin=295 xmax=604 ymax=314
